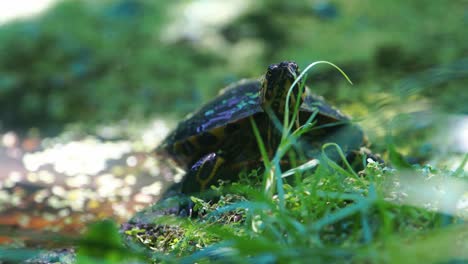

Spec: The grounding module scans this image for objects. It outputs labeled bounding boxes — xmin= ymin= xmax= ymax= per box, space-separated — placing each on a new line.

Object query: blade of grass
xmin=249 ymin=117 xmax=274 ymax=195
xmin=284 ymin=61 xmax=353 ymax=135
xmin=322 ymin=143 xmax=361 ymax=179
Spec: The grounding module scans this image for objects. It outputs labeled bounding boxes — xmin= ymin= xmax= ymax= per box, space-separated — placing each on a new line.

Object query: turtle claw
xmin=181 ymin=152 xmax=225 ymax=194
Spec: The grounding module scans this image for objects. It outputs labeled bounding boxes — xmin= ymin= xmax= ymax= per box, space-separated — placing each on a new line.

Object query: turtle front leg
xmin=155 ymin=152 xmax=225 ymax=217
xmin=182 ymin=152 xmax=226 ymax=194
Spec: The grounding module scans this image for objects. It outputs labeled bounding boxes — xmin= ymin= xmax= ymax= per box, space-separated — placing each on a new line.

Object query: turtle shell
xmin=157 ymin=79 xmax=354 ymax=170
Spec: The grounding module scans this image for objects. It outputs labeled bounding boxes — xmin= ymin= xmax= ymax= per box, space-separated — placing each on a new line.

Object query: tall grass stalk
xmin=252 ymin=61 xmax=354 ymax=206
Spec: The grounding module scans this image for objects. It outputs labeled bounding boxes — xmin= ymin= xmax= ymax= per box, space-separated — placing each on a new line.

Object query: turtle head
xmin=261 ymin=61 xmax=304 ymax=116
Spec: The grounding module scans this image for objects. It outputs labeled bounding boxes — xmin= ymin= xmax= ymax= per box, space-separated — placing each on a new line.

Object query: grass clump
xmin=121 ymin=63 xmax=467 ymax=263
xmin=122 ymin=156 xmax=467 ymax=263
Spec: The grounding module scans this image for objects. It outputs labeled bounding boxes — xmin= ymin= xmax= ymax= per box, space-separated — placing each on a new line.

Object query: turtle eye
xmin=268 ymin=64 xmax=278 ymax=72
xmin=287 ymin=62 xmax=298 ymax=72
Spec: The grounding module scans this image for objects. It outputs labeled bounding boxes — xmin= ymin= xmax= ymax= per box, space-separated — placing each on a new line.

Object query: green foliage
xmin=77 ymin=219 xmax=141 ymax=263
xmin=0 ymin=0 xmax=466 ymax=134
xmin=387 ymin=142 xmax=413 ymax=169
xmin=123 ymin=159 xmax=467 ymax=263
xmin=0 ymin=0 xmax=224 ymax=129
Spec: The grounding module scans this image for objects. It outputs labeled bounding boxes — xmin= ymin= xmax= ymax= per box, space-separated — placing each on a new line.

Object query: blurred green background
xmin=0 ymin=0 xmax=467 ymax=256
xmin=0 ymin=0 xmax=467 ymax=156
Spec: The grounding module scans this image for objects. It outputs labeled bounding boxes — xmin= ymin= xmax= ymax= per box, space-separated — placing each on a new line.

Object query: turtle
xmin=156 ymin=61 xmax=367 ymax=196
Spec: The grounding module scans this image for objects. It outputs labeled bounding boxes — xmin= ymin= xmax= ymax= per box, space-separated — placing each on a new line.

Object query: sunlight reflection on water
xmin=23 ymin=139 xmax=133 ymax=176
xmin=0 ymin=118 xmax=173 ymax=233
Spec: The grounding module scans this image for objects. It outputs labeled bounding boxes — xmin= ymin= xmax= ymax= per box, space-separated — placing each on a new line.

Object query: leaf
xmin=76 ymin=219 xmax=141 ymax=264
xmin=387 ymin=142 xmax=413 ymax=169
